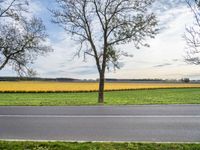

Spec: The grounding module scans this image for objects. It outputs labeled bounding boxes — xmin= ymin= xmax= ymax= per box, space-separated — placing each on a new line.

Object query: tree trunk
xmin=98 ymin=72 xmax=105 ymax=103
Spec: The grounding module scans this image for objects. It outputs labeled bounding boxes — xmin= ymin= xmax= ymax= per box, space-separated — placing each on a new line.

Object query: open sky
xmin=1 ymin=0 xmax=200 ymax=80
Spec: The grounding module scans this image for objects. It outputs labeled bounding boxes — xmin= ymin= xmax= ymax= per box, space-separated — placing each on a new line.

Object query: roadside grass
xmin=0 ymin=141 xmax=200 ymax=150
xmin=0 ymin=88 xmax=200 ymax=106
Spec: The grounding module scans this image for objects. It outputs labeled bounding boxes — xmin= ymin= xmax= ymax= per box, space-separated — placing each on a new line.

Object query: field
xmin=0 ymin=88 xmax=200 ymax=106
xmin=1 ymin=81 xmax=200 ymax=92
xmin=0 ymin=81 xmax=200 ymax=106
xmin=0 ymin=141 xmax=200 ymax=150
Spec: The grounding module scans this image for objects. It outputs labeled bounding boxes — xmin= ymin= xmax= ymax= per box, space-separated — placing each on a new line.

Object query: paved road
xmin=0 ymin=105 xmax=200 ymax=142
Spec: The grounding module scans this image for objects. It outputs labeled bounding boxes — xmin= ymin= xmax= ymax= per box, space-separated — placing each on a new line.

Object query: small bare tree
xmin=184 ymin=0 xmax=200 ymax=64
xmin=0 ymin=0 xmax=52 ymax=76
xmin=51 ymin=0 xmax=158 ymax=103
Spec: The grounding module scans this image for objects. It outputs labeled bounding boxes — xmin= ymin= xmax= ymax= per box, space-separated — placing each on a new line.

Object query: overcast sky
xmin=1 ymin=0 xmax=200 ymax=80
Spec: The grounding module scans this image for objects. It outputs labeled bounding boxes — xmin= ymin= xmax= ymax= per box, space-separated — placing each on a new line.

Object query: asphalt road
xmin=0 ymin=105 xmax=200 ymax=142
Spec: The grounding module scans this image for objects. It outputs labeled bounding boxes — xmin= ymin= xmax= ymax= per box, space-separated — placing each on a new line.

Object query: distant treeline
xmin=104 ymin=78 xmax=163 ymax=82
xmin=0 ymin=77 xmax=196 ymax=83
xmin=0 ymin=77 xmax=79 ymax=82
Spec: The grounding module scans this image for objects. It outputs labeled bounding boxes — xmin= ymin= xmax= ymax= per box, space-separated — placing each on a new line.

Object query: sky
xmin=1 ymin=0 xmax=200 ymax=80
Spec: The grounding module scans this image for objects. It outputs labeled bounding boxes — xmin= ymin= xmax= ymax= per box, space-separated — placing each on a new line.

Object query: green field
xmin=0 ymin=141 xmax=200 ymax=150
xmin=0 ymin=88 xmax=200 ymax=106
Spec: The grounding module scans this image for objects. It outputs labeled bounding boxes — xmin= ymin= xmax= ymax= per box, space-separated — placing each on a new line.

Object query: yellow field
xmin=0 ymin=81 xmax=200 ymax=92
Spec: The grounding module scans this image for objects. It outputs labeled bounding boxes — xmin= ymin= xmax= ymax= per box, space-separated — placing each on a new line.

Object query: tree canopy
xmin=0 ymin=0 xmax=52 ymax=76
xmin=51 ymin=0 xmax=158 ymax=102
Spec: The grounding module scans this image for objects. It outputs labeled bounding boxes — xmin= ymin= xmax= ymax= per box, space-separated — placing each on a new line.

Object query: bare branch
xmin=184 ymin=0 xmax=200 ymax=65
xmin=0 ymin=0 xmax=28 ymax=20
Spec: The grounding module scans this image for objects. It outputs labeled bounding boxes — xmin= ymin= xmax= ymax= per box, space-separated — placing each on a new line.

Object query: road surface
xmin=0 ymin=105 xmax=200 ymax=142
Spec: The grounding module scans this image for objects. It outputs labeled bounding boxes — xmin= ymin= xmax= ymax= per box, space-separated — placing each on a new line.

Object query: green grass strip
xmin=0 ymin=141 xmax=200 ymax=150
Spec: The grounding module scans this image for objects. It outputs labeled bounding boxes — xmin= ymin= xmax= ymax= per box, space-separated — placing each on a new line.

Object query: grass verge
xmin=0 ymin=141 xmax=200 ymax=150
xmin=0 ymin=88 xmax=200 ymax=106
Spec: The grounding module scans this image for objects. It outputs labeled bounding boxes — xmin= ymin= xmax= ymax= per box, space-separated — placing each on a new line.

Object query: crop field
xmin=1 ymin=81 xmax=200 ymax=106
xmin=0 ymin=88 xmax=200 ymax=106
xmin=0 ymin=81 xmax=200 ymax=92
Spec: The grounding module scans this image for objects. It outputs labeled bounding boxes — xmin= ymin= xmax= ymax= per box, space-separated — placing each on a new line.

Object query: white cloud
xmin=28 ymin=0 xmax=43 ymax=16
xmin=32 ymin=32 xmax=98 ymax=79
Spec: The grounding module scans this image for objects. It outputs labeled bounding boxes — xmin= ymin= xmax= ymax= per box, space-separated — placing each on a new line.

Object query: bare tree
xmin=184 ymin=0 xmax=200 ymax=64
xmin=0 ymin=0 xmax=28 ymax=19
xmin=0 ymin=0 xmax=52 ymax=76
xmin=51 ymin=0 xmax=158 ymax=103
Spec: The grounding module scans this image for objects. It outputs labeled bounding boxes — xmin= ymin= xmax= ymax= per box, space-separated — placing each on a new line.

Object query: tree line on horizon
xmin=0 ymin=76 xmax=192 ymax=84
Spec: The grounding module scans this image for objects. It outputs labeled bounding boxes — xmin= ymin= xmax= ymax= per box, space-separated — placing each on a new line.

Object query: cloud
xmin=153 ymin=63 xmax=172 ymax=68
xmin=152 ymin=0 xmax=186 ymax=11
xmin=172 ymin=59 xmax=180 ymax=62
xmin=28 ymin=31 xmax=99 ymax=79
xmin=186 ymin=72 xmax=200 ymax=79
xmin=16 ymin=0 xmax=44 ymax=19
xmin=70 ymin=69 xmax=97 ymax=75
xmin=67 ymin=65 xmax=98 ymax=75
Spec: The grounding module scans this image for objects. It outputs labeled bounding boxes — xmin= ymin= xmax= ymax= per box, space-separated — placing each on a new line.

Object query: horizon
xmin=0 ymin=76 xmax=195 ymax=81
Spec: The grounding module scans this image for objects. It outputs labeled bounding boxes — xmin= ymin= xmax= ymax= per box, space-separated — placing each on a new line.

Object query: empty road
xmin=0 ymin=105 xmax=200 ymax=142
